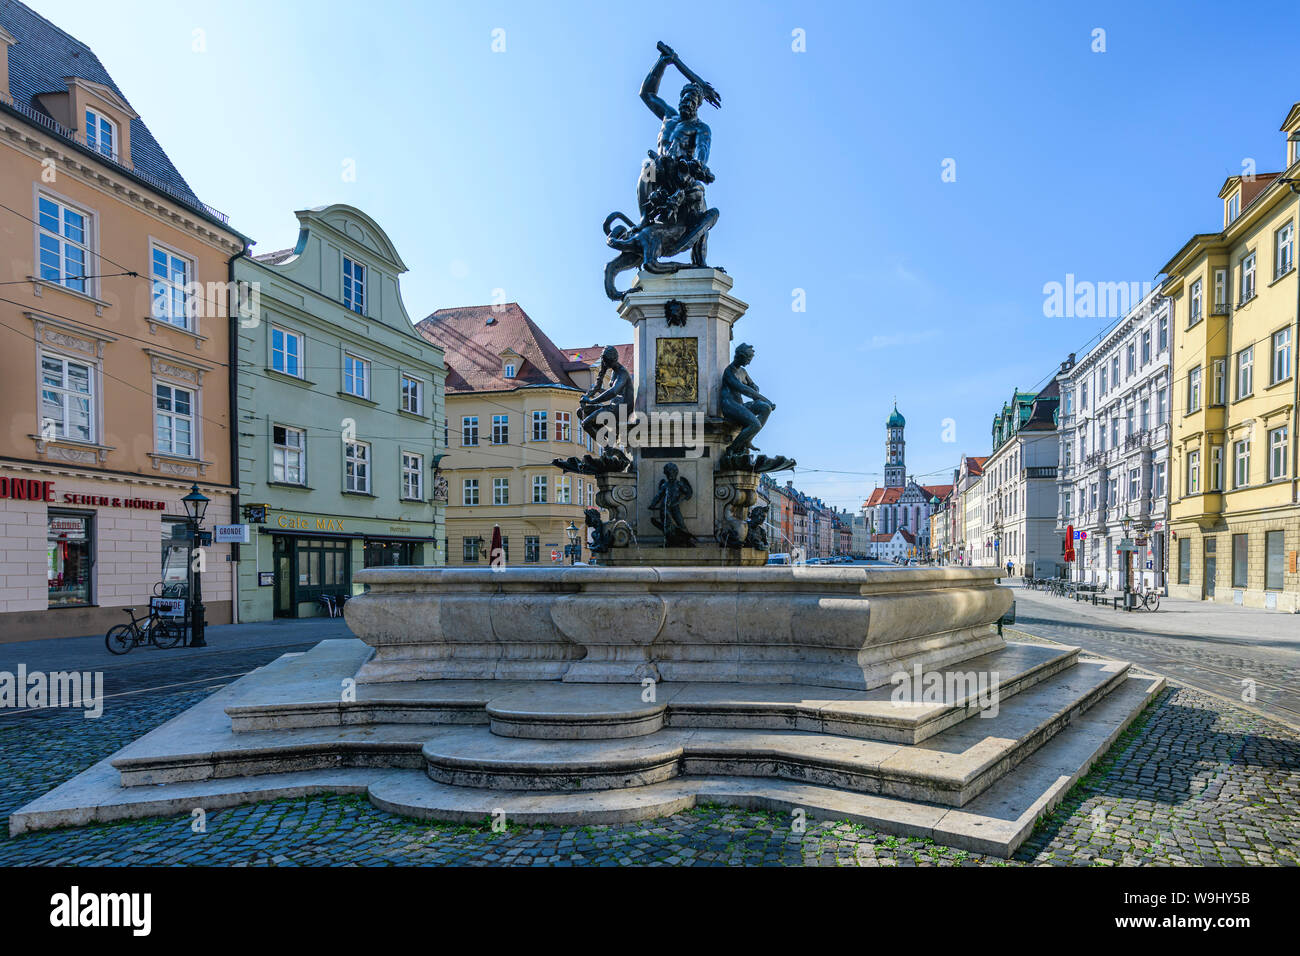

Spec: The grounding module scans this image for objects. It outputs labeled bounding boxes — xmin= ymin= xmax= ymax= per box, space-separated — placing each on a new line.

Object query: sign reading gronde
xmin=0 ymin=474 xmax=165 ymax=510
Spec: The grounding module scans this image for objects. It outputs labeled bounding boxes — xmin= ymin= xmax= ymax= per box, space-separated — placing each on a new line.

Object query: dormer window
xmin=84 ymin=107 xmax=116 ymax=159
xmin=342 ymin=257 xmax=366 ymax=314
xmin=1226 ymin=192 xmax=1240 ymax=226
xmin=504 ymin=362 xmax=516 ymax=379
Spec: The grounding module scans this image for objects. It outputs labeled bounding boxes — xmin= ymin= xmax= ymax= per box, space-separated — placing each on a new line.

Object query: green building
xmin=234 ymin=204 xmax=446 ymax=620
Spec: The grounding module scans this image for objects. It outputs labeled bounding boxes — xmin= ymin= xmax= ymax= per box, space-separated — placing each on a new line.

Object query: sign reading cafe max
xmin=0 ymin=475 xmax=165 ymax=510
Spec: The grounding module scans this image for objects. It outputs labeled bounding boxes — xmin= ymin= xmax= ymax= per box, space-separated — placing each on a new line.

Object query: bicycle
xmin=105 ymin=606 xmax=187 ymax=655
xmin=1136 ymin=588 xmax=1161 ymax=612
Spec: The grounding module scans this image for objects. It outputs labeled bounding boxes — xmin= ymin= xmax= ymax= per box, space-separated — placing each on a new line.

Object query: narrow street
xmin=1006 ymin=583 xmax=1300 ymax=728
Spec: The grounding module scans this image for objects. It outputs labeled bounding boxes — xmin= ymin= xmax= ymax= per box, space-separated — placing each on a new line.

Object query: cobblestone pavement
xmin=1008 ymin=585 xmax=1300 ymax=727
xmin=1 ymin=674 xmax=1297 ymax=866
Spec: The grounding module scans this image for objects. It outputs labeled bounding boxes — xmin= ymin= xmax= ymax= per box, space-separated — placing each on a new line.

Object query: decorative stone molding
xmin=147 ymin=453 xmax=209 ymax=478
xmin=145 ymin=349 xmax=210 ymax=385
xmin=29 ymin=435 xmax=113 ymax=464
xmin=26 ymin=312 xmax=115 ymax=358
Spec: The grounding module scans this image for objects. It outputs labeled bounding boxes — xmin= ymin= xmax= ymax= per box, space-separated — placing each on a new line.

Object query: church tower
xmin=884 ymin=404 xmax=906 ymax=488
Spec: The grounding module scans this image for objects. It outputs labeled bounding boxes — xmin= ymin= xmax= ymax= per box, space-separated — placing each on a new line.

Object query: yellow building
xmin=1161 ymin=102 xmax=1299 ymax=611
xmin=415 ymin=304 xmax=630 ymax=565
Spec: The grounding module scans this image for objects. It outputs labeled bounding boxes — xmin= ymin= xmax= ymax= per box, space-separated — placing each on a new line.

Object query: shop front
xmin=0 ymin=468 xmax=234 ymax=642
xmin=238 ymin=508 xmax=435 ymax=621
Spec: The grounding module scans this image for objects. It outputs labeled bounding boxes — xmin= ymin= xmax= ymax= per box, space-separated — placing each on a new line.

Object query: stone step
xmin=15 ymin=671 xmax=1163 ymax=857
xmin=664 ymin=642 xmax=1079 ymax=743
xmin=417 ymin=658 xmax=1131 ymax=806
xmin=422 ymin=730 xmax=689 ymax=791
xmin=369 ymin=671 xmax=1165 ymax=858
xmin=227 ymin=642 xmax=1077 ymax=746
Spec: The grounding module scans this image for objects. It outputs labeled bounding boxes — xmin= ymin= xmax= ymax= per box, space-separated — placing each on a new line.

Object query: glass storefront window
xmin=364 ymin=540 xmax=424 ymax=567
xmin=162 ymin=519 xmax=190 ymax=593
xmin=47 ymin=513 xmax=92 ymax=607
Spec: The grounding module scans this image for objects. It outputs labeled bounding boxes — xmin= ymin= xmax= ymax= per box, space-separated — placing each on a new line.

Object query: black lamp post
xmin=182 ymin=483 xmax=210 ymax=647
xmin=565 ymin=521 xmax=580 ymax=565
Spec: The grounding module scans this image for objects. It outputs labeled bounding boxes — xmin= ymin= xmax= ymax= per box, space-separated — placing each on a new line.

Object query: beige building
xmin=416 ymin=304 xmax=630 ymax=566
xmin=0 ymin=4 xmax=246 ymax=640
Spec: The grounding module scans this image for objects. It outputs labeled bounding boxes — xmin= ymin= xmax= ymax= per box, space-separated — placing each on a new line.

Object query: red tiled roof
xmin=560 ymin=344 xmax=634 ymax=372
xmin=416 ymin=304 xmax=629 ymax=394
xmin=863 ymin=487 xmax=903 ymax=508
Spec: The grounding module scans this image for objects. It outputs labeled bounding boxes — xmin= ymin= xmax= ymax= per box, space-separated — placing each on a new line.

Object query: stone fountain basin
xmin=345 ymin=566 xmax=1012 ymax=691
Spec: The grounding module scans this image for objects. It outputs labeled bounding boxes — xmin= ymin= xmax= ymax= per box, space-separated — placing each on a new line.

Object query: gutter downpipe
xmin=227 ymin=243 xmax=248 ymax=624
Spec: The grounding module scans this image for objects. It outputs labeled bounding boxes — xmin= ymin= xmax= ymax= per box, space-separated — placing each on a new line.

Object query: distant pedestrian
xmin=1005 ymin=560 xmax=1013 ymax=579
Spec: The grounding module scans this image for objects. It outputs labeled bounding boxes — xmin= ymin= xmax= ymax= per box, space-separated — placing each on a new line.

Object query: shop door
xmin=1203 ymin=538 xmax=1216 ymax=600
xmin=273 ymin=536 xmax=294 ymax=617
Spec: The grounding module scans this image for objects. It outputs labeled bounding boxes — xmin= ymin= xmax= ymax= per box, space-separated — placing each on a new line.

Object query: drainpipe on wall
xmin=227 ymin=243 xmax=247 ymax=624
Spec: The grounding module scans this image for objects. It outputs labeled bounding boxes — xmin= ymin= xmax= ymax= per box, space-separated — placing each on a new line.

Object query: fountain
xmin=9 ymin=43 xmax=1162 ymax=857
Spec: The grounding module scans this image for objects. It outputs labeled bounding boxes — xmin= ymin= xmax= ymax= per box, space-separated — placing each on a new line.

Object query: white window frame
xmin=493 ymin=477 xmax=509 ymax=506
xmin=343 ymin=352 xmax=371 ymax=399
xmin=1237 ymin=346 xmax=1254 ymax=399
xmin=491 ymin=414 xmax=509 ymax=444
xmin=1186 ymin=450 xmax=1200 ymax=495
xmin=1189 ymin=279 xmax=1202 ymax=323
xmin=1276 ymin=221 xmax=1294 ymax=279
xmin=462 ymin=416 xmax=479 ymax=446
xmin=504 ymin=362 xmax=516 ymax=379
xmin=555 ymin=411 xmax=571 ymax=443
xmin=1234 ymin=439 xmax=1250 ymax=489
xmin=344 ymin=440 xmax=371 ymax=493
xmin=400 ymin=375 xmax=424 ymax=415
xmin=1272 ymin=327 xmax=1292 ymax=385
xmin=1188 ymin=365 xmax=1202 ymax=413
xmin=463 ymin=478 xmax=479 ymax=506
xmin=1213 ymin=269 xmax=1227 ymax=310
xmin=1210 ymin=445 xmax=1223 ymax=492
xmin=1212 ymin=358 xmax=1226 ymax=405
xmin=1269 ymin=426 xmax=1289 ymax=480
xmin=271 ymin=326 xmax=304 ymax=378
xmin=36 ymin=193 xmax=92 ymax=293
xmin=1240 ymin=251 xmax=1256 ymax=304
xmin=272 ymin=424 xmax=306 ymax=484
xmin=149 ymin=242 xmax=194 ymax=330
xmin=84 ymin=106 xmax=116 ymax=159
xmin=342 ymin=256 xmax=366 ymax=314
xmin=1153 ymin=461 xmax=1167 ymax=498
xmin=402 ymin=451 xmax=424 ymax=500
xmin=154 ymin=380 xmax=196 ymax=458
xmin=531 ymin=410 xmax=548 ymax=442
xmin=532 ymin=475 xmax=547 ymax=504
xmin=39 ymin=351 xmax=97 ymax=444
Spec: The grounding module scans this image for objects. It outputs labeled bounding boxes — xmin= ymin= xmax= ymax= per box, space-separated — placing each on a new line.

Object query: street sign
xmin=214 ymin=524 xmax=250 ymax=544
xmin=550 ymin=549 xmax=560 ymax=562
xmin=150 ymin=596 xmax=186 ymax=618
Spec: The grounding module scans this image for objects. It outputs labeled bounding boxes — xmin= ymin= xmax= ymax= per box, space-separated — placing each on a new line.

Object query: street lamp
xmin=181 ymin=483 xmax=210 ymax=648
xmin=565 ymin=521 xmax=580 ymax=565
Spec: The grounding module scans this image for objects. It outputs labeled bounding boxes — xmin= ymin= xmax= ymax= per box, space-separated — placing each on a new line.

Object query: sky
xmin=27 ymin=0 xmax=1300 ymax=509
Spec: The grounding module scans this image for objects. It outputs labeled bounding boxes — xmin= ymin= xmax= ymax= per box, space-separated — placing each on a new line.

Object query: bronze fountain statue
xmin=603 ymin=42 xmax=722 ymax=300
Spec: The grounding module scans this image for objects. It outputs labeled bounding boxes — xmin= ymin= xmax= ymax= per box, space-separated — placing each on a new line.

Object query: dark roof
xmin=0 ymin=0 xmax=219 ymax=220
xmin=415 ymin=303 xmax=631 ymax=395
xmin=254 ymin=248 xmax=296 ymax=265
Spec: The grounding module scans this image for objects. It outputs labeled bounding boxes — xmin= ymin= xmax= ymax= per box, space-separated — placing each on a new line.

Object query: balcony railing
xmin=0 ymin=93 xmax=230 ymax=225
xmin=1024 ymin=465 xmax=1057 ymax=480
xmin=1211 ymin=301 xmax=1229 ymax=316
